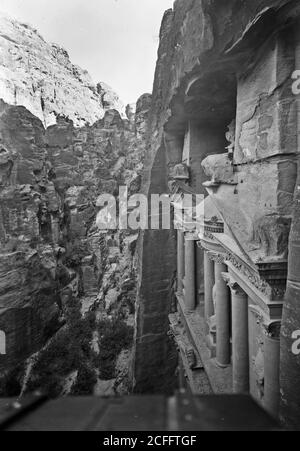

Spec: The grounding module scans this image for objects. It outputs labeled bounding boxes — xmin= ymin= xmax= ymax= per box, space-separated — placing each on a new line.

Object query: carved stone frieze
xmin=206 ymin=251 xmax=225 ymax=265
xmin=224 ymin=251 xmax=271 ymax=297
xmin=199 ymin=235 xmax=287 ymax=300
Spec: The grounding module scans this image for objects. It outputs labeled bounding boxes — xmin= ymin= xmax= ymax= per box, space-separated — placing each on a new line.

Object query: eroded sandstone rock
xmin=0 ymin=12 xmax=125 ymax=127
xmin=0 ymin=90 xmax=150 ymax=396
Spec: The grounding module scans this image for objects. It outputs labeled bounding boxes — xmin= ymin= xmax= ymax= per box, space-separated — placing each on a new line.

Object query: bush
xmin=96 ymin=319 xmax=133 ymax=380
xmin=25 ymin=307 xmax=97 ymax=398
xmin=64 ymin=240 xmax=88 ymax=268
xmin=62 ymin=230 xmax=89 ymax=268
xmin=71 ymin=364 xmax=97 ymax=396
xmin=25 ymin=329 xmax=81 ymax=397
xmin=0 ymin=365 xmax=23 ymax=397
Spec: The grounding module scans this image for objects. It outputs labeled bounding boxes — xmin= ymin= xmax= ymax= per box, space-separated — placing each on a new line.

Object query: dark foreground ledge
xmin=0 ymin=392 xmax=281 ymax=431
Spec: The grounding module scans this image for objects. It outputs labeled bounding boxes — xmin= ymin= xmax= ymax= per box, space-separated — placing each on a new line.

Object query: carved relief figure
xmin=253 ymin=216 xmax=291 ymax=259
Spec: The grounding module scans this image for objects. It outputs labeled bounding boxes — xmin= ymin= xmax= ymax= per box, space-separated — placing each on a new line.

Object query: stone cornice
xmin=199 ymin=233 xmax=285 ymax=319
xmin=206 ymin=251 xmax=225 ymax=265
xmin=200 ymin=232 xmax=287 ymax=302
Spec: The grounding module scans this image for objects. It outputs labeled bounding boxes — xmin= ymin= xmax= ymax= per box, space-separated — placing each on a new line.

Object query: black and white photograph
xmin=0 ymin=0 xmax=300 ymax=435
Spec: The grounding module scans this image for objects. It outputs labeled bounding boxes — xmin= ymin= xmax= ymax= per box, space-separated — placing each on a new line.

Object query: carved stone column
xmin=0 ymin=330 xmax=6 ymax=355
xmin=250 ymin=305 xmax=281 ymax=419
xmin=184 ymin=234 xmax=196 ymax=312
xmin=224 ymin=276 xmax=249 ymax=393
xmin=204 ymin=252 xmax=215 ymax=322
xmin=264 ymin=322 xmax=281 ymax=419
xmin=214 ymin=257 xmax=231 ymax=367
xmin=177 ymin=230 xmax=185 ymax=294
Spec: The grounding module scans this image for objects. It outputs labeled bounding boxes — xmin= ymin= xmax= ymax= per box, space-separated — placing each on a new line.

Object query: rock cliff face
xmin=0 ymin=94 xmax=150 ymax=396
xmin=133 ymin=0 xmax=297 ymax=395
xmin=0 ymin=12 xmax=151 ymax=395
xmin=0 ymin=12 xmax=125 ymax=128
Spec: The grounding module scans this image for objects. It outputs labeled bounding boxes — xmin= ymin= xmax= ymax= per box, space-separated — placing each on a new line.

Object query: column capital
xmin=184 ymin=232 xmax=199 ymax=241
xmin=207 ymin=251 xmax=224 ymax=264
xmin=248 ymin=305 xmax=281 ymax=339
xmin=222 ymin=273 xmax=246 ymax=296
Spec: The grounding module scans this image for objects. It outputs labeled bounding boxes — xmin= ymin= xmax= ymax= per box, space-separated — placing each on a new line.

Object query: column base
xmin=184 ymin=308 xmax=196 ymax=315
xmin=215 ymin=360 xmax=231 ymax=369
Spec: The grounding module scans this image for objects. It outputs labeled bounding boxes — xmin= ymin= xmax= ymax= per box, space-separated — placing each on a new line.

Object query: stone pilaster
xmin=184 ymin=234 xmax=196 ymax=312
xmin=177 ymin=230 xmax=185 ymax=294
xmin=264 ymin=321 xmax=281 ymax=419
xmin=249 ymin=305 xmax=281 ymax=419
xmin=213 ymin=256 xmax=231 ymax=367
xmin=204 ymin=252 xmax=215 ymax=321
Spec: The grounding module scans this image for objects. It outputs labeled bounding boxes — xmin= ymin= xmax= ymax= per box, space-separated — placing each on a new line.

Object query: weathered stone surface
xmin=235 ymin=31 xmax=296 ymax=164
xmin=133 ymin=0 xmax=297 ymax=400
xmin=135 ymin=94 xmax=152 ymax=138
xmin=201 ymin=154 xmax=234 ymax=185
xmin=0 ymin=250 xmax=61 ymax=369
xmin=0 ymin=87 xmax=149 ymax=395
xmin=133 ymin=142 xmax=178 ymax=393
xmin=280 ymin=21 xmax=300 ymax=430
xmin=0 ymin=12 xmax=125 ymax=127
xmin=202 ymin=157 xmax=297 ymax=262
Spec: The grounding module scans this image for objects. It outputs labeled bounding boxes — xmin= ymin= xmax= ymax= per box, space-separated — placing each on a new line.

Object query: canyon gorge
xmin=0 ymin=12 xmax=152 ymax=398
xmin=1 ymin=0 xmax=300 ymax=431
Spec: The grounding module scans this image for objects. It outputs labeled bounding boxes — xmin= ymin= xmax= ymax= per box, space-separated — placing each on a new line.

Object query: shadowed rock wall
xmin=133 ymin=0 xmax=297 ymax=400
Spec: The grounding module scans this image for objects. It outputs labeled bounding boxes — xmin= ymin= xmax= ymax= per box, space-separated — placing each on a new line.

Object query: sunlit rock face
xmin=0 ymin=12 xmax=125 ymax=127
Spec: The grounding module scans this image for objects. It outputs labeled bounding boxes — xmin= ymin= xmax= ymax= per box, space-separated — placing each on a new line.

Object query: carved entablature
xmin=200 ymin=230 xmax=286 ymax=302
xmin=203 ymin=231 xmax=215 ymax=241
xmin=206 ymin=251 xmax=225 ymax=265
xmin=224 ymin=251 xmax=271 ymax=297
xmin=256 ymin=261 xmax=287 ymax=298
xmin=204 ymin=217 xmax=224 ymax=235
xmin=225 ymin=252 xmax=287 ymax=301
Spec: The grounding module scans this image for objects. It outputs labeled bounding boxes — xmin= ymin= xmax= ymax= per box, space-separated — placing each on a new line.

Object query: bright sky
xmin=0 ymin=0 xmax=174 ymax=104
